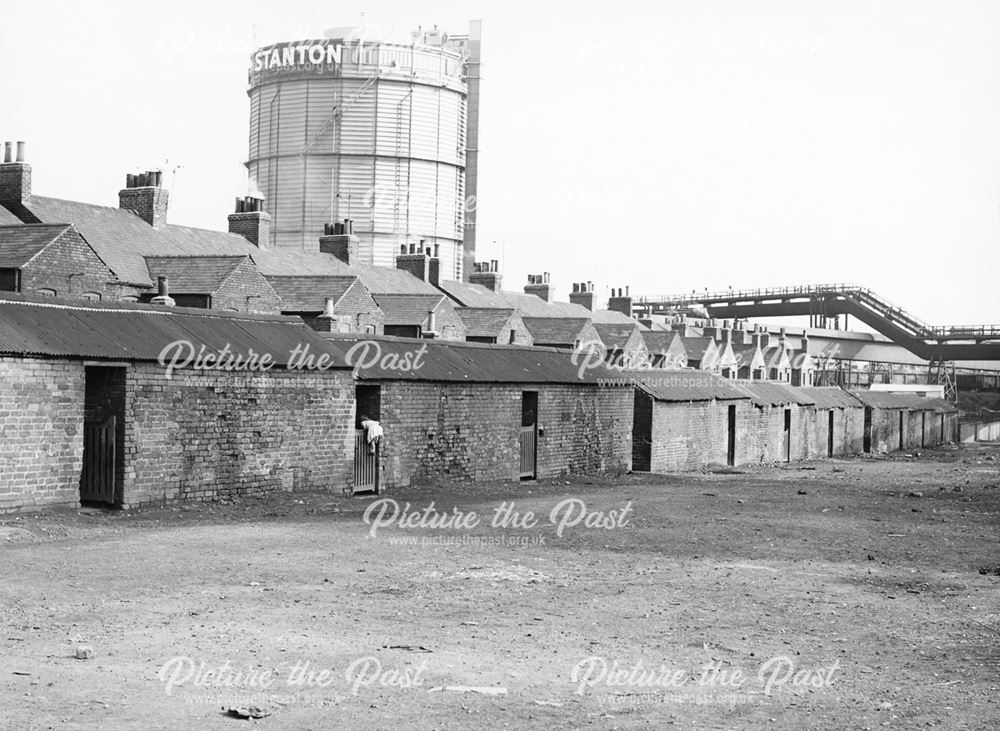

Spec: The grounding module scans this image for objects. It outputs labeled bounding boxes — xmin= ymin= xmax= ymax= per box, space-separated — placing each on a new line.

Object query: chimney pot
xmin=433 ymin=243 xmax=439 ymax=258
xmin=157 ymin=276 xmax=168 ymax=296
xmin=15 ymin=141 xmax=25 ymax=163
xmin=3 ymin=142 xmax=11 ymax=163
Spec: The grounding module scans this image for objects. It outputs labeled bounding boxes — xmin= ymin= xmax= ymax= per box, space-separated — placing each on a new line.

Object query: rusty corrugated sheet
xmin=740 ymin=382 xmax=816 ymax=406
xmin=624 ymin=369 xmax=751 ymax=402
xmin=795 ymin=386 xmax=865 ymax=409
xmin=0 ymin=293 xmax=342 ymax=368
xmin=851 ymin=391 xmax=957 ymax=412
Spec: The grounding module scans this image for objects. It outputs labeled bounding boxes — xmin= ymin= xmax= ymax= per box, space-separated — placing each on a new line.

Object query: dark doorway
xmin=81 ymin=366 xmax=126 ymax=506
xmin=863 ymin=407 xmax=872 ymax=453
xmin=828 ymin=410 xmax=835 ymax=457
xmin=632 ymin=392 xmax=653 ymax=472
xmin=727 ymin=404 xmax=737 ymax=466
xmin=520 ymin=391 xmax=538 ymax=479
xmin=354 ymin=385 xmax=381 ymax=494
xmin=940 ymin=414 xmax=945 ymax=444
xmin=783 ymin=409 xmax=792 ymax=462
xmin=899 ymin=411 xmax=905 ymax=451
xmin=921 ymin=412 xmax=926 ymax=448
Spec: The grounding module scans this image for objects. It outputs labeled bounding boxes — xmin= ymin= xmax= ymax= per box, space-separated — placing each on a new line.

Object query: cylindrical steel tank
xmin=247 ymin=30 xmax=467 ymax=279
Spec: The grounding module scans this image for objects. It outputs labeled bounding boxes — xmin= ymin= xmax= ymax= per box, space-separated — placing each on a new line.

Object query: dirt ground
xmin=2 ymin=444 xmax=999 ymax=730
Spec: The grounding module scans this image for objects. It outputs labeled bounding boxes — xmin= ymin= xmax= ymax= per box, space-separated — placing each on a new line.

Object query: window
xmin=36 ymin=288 xmax=56 ymax=297
xmin=0 ymin=268 xmax=20 ymax=292
xmin=82 ymin=291 xmax=102 ymax=301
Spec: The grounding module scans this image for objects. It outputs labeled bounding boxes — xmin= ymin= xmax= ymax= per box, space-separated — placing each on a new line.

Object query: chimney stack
xmin=607 ymin=285 xmax=634 ymax=316
xmin=468 ymin=260 xmax=502 ymax=292
xmin=319 ymin=219 xmax=360 ymax=265
xmin=396 ymin=241 xmax=433 ymax=284
xmin=569 ymin=281 xmax=596 ymax=311
xmin=0 ymin=140 xmax=31 ymax=207
xmin=524 ymin=272 xmax=553 ymax=302
xmin=150 ymin=276 xmax=175 ymax=307
xmin=228 ymin=195 xmax=271 ymax=248
xmin=119 ymin=169 xmax=169 ymax=228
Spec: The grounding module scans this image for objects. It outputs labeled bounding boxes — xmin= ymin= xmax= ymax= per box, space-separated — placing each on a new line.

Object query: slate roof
xmin=0 ymin=206 xmax=25 ymax=226
xmin=594 ymin=323 xmax=641 ymax=350
xmin=437 ymin=280 xmax=510 ymax=308
xmin=355 ymin=266 xmax=440 ymax=295
xmin=521 ymin=317 xmax=595 ymax=346
xmin=590 ymin=309 xmax=641 ymax=325
xmin=0 ymin=291 xmax=340 ymax=367
xmin=454 ymin=308 xmax=515 ymax=338
xmin=640 ymin=330 xmax=681 ymax=351
xmin=626 ymin=369 xmax=752 ymax=402
xmin=501 ymin=292 xmax=593 ymax=318
xmin=372 ymin=294 xmax=445 ymax=326
xmin=320 ymin=334 xmax=627 ymax=385
xmin=680 ymin=336 xmax=716 ymax=362
xmin=144 ymin=256 xmax=247 ymax=294
xmin=265 ymin=275 xmax=359 ymax=312
xmin=0 ymin=224 xmax=70 ymax=267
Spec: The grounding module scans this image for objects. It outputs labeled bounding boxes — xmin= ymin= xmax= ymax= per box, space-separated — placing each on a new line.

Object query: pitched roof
xmin=355 ymin=266 xmax=440 ymax=295
xmin=740 ymin=382 xmax=815 ymax=406
xmin=454 ymin=307 xmax=516 ymax=337
xmin=0 ymin=224 xmax=70 ymax=268
xmin=521 ymin=317 xmax=595 ymax=345
xmin=850 ymin=391 xmax=956 ymax=411
xmin=627 ymin=369 xmax=752 ymax=402
xmin=144 ymin=256 xmax=247 ymax=294
xmin=0 ymin=205 xmax=25 ymax=226
xmin=437 ymin=280 xmax=510 ymax=308
xmin=795 ymin=386 xmax=864 ymax=409
xmin=590 ymin=308 xmax=641 ymax=325
xmin=320 ymin=335 xmax=627 ymax=385
xmin=372 ymin=293 xmax=445 ymax=326
xmin=265 ymin=275 xmax=360 ymax=312
xmin=594 ymin=322 xmax=642 ymax=350
xmin=501 ymin=292 xmax=593 ymax=318
xmin=680 ymin=336 xmax=717 ymax=362
xmin=640 ymin=330 xmax=682 ymax=351
xmin=0 ymin=290 xmax=340 ymax=367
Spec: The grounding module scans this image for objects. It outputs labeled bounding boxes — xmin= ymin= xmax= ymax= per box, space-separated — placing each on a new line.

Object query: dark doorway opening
xmin=828 ymin=410 xmax=835 ymax=457
xmin=921 ymin=412 xmax=926 ymax=448
xmin=727 ymin=404 xmax=737 ymax=466
xmin=863 ymin=407 xmax=872 ymax=453
xmin=632 ymin=392 xmax=653 ymax=472
xmin=354 ymin=385 xmax=381 ymax=494
xmin=783 ymin=409 xmax=792 ymax=462
xmin=81 ymin=366 xmax=126 ymax=507
xmin=899 ymin=411 xmax=905 ymax=451
xmin=520 ymin=391 xmax=538 ymax=479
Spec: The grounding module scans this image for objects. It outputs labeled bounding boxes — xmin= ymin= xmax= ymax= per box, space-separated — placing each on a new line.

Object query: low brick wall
xmin=124 ymin=365 xmax=355 ymax=506
xmin=0 ymin=357 xmax=84 ymax=512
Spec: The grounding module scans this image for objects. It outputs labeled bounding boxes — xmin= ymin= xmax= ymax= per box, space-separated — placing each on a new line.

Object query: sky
xmin=1 ymin=0 xmax=997 ymax=325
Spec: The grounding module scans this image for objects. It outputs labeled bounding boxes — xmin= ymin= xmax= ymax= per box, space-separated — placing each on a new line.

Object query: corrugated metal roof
xmin=454 ymin=308 xmax=515 ymax=337
xmin=0 ymin=224 xmax=69 ymax=268
xmin=851 ymin=391 xmax=957 ymax=411
xmin=372 ymin=294 xmax=445 ymax=326
xmin=626 ymin=369 xmax=752 ymax=402
xmin=740 ymin=382 xmax=816 ymax=406
xmin=265 ymin=275 xmax=359 ymax=312
xmin=437 ymin=280 xmax=510 ymax=308
xmin=144 ymin=256 xmax=247 ymax=294
xmin=0 ymin=292 xmax=340 ymax=368
xmin=320 ymin=335 xmax=626 ymax=385
xmin=795 ymin=386 xmax=864 ymax=409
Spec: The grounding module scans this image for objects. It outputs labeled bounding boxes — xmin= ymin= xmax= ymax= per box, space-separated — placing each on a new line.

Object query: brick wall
xmin=433 ymin=301 xmax=467 ymax=342
xmin=374 ymin=382 xmax=633 ymax=487
xmin=118 ymin=187 xmax=169 ymax=228
xmin=535 ymin=385 xmax=633 ymax=478
xmin=122 ymin=365 xmax=354 ymax=506
xmin=0 ymin=357 xmax=83 ymax=512
xmin=212 ymin=259 xmax=282 ymax=314
xmin=332 ymin=281 xmax=386 ymax=334
xmin=868 ymin=407 xmax=903 ymax=454
xmin=21 ymin=228 xmax=124 ymax=301
xmin=648 ymin=400 xmax=729 ymax=471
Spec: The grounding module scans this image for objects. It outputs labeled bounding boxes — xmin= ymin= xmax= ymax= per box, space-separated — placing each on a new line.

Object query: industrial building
xmin=246 ymin=22 xmax=482 ymax=280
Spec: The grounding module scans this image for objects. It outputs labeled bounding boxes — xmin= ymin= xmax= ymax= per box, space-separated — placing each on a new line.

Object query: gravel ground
xmin=2 ymin=443 xmax=998 ymax=730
